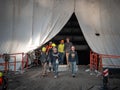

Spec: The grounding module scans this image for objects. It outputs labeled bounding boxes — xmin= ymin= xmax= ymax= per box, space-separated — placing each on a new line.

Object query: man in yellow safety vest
xmin=58 ymin=40 xmax=65 ymax=64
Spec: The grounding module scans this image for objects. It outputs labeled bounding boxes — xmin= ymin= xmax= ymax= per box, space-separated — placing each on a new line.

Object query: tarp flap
xmin=0 ymin=0 xmax=74 ymax=53
xmin=75 ymin=0 xmax=120 ymax=68
xmin=75 ymin=0 xmax=120 ymax=55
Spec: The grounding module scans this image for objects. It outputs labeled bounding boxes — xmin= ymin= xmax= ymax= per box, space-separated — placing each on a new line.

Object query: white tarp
xmin=0 ymin=0 xmax=120 ymax=69
xmin=76 ymin=0 xmax=120 ymax=55
xmin=0 ymin=0 xmax=74 ymax=54
xmin=0 ymin=0 xmax=74 ymax=70
xmin=75 ymin=0 xmax=120 ymax=68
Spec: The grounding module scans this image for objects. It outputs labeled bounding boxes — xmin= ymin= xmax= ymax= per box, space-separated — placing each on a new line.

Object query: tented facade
xmin=0 ymin=0 xmax=120 ymax=69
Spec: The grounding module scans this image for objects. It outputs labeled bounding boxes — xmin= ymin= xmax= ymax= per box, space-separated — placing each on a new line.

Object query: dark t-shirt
xmin=69 ymin=51 xmax=78 ymax=63
xmin=64 ymin=42 xmax=72 ymax=53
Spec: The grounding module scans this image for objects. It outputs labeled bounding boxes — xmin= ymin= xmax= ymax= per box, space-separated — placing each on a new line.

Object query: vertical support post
xmin=99 ymin=55 xmax=103 ymax=73
xmin=90 ymin=51 xmax=92 ymax=70
xmin=4 ymin=61 xmax=7 ymax=72
xmin=5 ymin=62 xmax=9 ymax=73
xmin=22 ymin=53 xmax=24 ymax=72
xmin=14 ymin=56 xmax=16 ymax=72
xmin=95 ymin=53 xmax=98 ymax=70
xmin=92 ymin=52 xmax=95 ymax=71
xmin=90 ymin=51 xmax=94 ymax=71
xmin=26 ymin=54 xmax=28 ymax=69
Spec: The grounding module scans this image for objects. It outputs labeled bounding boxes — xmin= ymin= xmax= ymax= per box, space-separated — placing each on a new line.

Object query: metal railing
xmin=0 ymin=52 xmax=28 ymax=73
xmin=90 ymin=51 xmax=120 ymax=72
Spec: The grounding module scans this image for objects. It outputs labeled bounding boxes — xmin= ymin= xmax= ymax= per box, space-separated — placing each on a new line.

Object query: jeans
xmin=70 ymin=61 xmax=77 ymax=75
xmin=59 ymin=52 xmax=65 ymax=64
xmin=53 ymin=62 xmax=59 ymax=76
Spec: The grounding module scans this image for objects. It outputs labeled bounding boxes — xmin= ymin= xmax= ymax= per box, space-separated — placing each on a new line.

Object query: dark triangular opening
xmin=51 ymin=13 xmax=90 ymax=65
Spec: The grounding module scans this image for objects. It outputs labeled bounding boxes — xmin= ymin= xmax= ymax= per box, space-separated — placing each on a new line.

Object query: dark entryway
xmin=51 ymin=13 xmax=90 ymax=65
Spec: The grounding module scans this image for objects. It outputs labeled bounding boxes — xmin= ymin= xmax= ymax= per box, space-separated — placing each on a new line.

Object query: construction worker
xmin=40 ymin=47 xmax=48 ymax=76
xmin=46 ymin=42 xmax=57 ymax=72
xmin=46 ymin=42 xmax=53 ymax=72
xmin=46 ymin=42 xmax=53 ymax=55
xmin=58 ymin=40 xmax=65 ymax=64
xmin=0 ymin=72 xmax=8 ymax=90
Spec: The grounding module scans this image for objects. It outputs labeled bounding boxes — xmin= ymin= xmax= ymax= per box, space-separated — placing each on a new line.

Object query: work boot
xmin=72 ymin=74 xmax=75 ymax=78
xmin=54 ymin=75 xmax=57 ymax=79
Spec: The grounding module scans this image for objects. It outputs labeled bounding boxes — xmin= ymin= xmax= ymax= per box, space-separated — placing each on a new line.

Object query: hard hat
xmin=52 ymin=43 xmax=56 ymax=47
xmin=42 ymin=47 xmax=46 ymax=52
xmin=0 ymin=72 xmax=3 ymax=77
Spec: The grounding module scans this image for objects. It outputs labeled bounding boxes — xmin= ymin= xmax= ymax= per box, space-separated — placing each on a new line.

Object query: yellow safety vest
xmin=58 ymin=44 xmax=64 ymax=53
